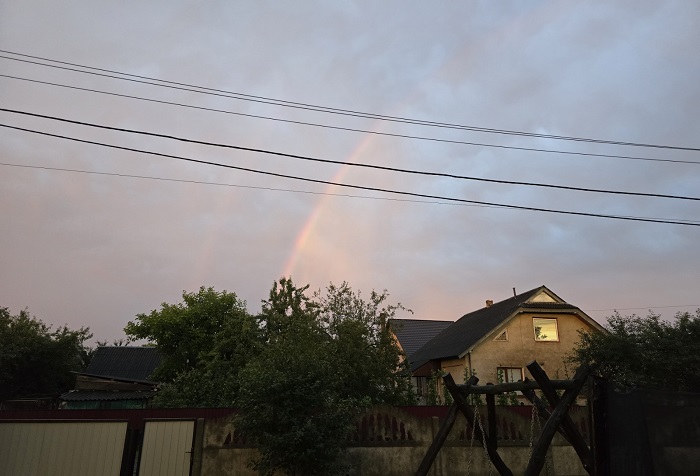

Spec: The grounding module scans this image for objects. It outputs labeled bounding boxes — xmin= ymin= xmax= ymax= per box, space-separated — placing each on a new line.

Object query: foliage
xmin=495 ymin=369 xmax=519 ymax=405
xmin=0 ymin=307 xmax=91 ymax=401
xmin=124 ymin=287 xmax=260 ymax=407
xmin=315 ymin=282 xmax=415 ymax=406
xmin=569 ymin=310 xmax=700 ymax=392
xmin=236 ymin=278 xmax=414 ymax=476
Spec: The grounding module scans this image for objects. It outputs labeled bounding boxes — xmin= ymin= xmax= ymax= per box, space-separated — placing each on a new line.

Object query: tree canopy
xmin=124 ymin=278 xmax=414 ymax=475
xmin=0 ymin=307 xmax=91 ymax=402
xmin=124 ymin=287 xmax=259 ymax=407
xmin=569 ymin=309 xmax=700 ymax=392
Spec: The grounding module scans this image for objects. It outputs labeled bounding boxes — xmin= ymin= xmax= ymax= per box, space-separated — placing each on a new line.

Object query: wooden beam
xmin=454 ymin=379 xmax=576 ymax=394
xmin=415 ymin=375 xmax=478 ymax=476
xmin=526 ymin=361 xmax=593 ymax=475
xmin=524 ymin=365 xmax=590 ymax=476
xmin=444 ymin=374 xmax=513 ymax=476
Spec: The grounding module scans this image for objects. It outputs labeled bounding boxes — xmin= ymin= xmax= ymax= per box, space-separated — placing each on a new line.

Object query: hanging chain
xmin=534 ymin=403 xmax=553 ymax=476
xmin=465 ymin=403 xmax=478 ymax=476
xmin=473 ymin=404 xmax=494 ymax=476
xmin=528 ymin=401 xmax=538 ymax=460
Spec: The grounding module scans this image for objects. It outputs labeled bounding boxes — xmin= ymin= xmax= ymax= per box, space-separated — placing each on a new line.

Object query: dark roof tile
xmin=389 ymin=319 xmax=454 ymax=359
xmin=86 ymin=346 xmax=162 ymax=382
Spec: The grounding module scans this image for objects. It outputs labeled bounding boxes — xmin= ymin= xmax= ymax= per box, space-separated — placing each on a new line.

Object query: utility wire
xmin=2 ymin=75 xmax=699 ymax=167
xmin=0 ymin=162 xmax=499 ymax=208
xmin=2 ymin=123 xmax=698 ymax=227
xmin=2 ymin=50 xmax=699 ymax=152
xmin=585 ymin=305 xmax=700 ymax=312
xmin=3 ymin=108 xmax=698 ymax=202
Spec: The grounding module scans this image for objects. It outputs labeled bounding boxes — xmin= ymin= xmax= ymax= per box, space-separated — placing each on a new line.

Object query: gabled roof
xmin=84 ymin=346 xmax=162 ymax=382
xmin=389 ymin=318 xmax=454 ymax=359
xmin=408 ymin=285 xmax=588 ymax=371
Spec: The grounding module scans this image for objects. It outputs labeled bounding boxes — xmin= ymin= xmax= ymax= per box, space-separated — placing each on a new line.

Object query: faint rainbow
xmin=281 ymin=135 xmax=375 ymax=279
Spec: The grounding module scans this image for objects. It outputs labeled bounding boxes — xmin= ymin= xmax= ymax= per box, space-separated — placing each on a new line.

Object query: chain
xmin=465 ymin=403 xmax=478 ymax=475
xmin=529 ymin=401 xmax=553 ymax=476
xmin=473 ymin=405 xmax=493 ymax=476
xmin=534 ymin=404 xmax=553 ymax=476
xmin=528 ymin=402 xmax=538 ymax=459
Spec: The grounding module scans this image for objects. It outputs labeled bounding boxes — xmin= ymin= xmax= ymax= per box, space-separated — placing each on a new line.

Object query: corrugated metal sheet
xmin=60 ymin=390 xmax=156 ymax=401
xmin=0 ymin=421 xmax=127 ymax=476
xmin=139 ymin=420 xmax=194 ymax=476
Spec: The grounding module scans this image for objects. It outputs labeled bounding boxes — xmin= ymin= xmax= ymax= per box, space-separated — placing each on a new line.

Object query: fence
xmin=0 ymin=405 xmax=589 ymax=476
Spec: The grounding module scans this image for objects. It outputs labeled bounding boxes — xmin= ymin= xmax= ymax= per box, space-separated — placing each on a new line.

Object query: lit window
xmin=533 ymin=318 xmax=558 ymax=341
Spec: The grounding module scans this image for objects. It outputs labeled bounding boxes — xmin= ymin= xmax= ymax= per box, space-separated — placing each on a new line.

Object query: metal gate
xmin=0 ymin=421 xmax=127 ymax=476
xmin=138 ymin=419 xmax=195 ymax=476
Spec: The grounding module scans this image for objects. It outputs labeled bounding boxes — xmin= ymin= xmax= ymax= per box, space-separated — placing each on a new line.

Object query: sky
xmin=1 ymin=1 xmax=698 ymax=343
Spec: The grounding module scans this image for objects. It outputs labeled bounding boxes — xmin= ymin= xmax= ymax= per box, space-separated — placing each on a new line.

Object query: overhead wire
xmin=2 ymin=108 xmax=698 ymax=202
xmin=2 ymin=123 xmax=698 ymax=227
xmin=2 ymin=74 xmax=699 ymax=167
xmin=0 ymin=162 xmax=500 ymax=208
xmin=2 ymin=50 xmax=700 ymax=152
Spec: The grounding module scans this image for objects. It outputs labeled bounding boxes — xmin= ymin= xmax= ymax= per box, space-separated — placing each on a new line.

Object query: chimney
xmin=486 ymin=300 xmax=493 ymax=307
xmin=513 ymin=287 xmax=517 ymax=297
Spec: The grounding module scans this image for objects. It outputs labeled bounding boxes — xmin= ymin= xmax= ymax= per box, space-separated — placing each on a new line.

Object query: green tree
xmin=236 ymin=278 xmax=414 ymax=476
xmin=316 ymin=282 xmax=414 ymax=406
xmin=0 ymin=307 xmax=91 ymax=401
xmin=569 ymin=310 xmax=700 ymax=392
xmin=124 ymin=287 xmax=260 ymax=407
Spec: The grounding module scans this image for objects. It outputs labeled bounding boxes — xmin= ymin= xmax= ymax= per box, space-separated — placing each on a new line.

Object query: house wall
xmin=443 ymin=312 xmax=596 ymax=387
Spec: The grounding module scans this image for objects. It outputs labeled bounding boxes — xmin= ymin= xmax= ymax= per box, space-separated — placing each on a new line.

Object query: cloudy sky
xmin=1 ymin=1 xmax=698 ymax=342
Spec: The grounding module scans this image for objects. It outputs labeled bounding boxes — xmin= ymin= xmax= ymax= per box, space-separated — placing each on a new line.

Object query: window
xmin=493 ymin=329 xmax=508 ymax=341
xmin=533 ymin=318 xmax=559 ymax=341
xmin=498 ymin=367 xmax=523 ymax=383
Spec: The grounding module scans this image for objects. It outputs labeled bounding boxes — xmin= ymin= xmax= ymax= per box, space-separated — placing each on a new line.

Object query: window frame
xmin=533 ymin=317 xmax=559 ymax=342
xmin=497 ymin=366 xmax=524 ymax=383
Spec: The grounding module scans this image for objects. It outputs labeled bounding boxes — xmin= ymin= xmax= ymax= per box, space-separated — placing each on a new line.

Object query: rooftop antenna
xmin=513 ymin=287 xmax=517 ymax=297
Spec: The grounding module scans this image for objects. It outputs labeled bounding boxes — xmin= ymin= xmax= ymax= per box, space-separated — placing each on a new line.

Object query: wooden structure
xmin=416 ymin=361 xmax=592 ymax=476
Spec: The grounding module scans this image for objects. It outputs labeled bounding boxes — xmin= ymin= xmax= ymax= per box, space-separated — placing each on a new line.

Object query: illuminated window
xmin=533 ymin=318 xmax=559 ymax=341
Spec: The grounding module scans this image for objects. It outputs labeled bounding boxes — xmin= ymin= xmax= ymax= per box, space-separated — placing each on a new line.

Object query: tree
xmin=124 ymin=287 xmax=260 ymax=407
xmin=0 ymin=307 xmax=91 ymax=401
xmin=236 ymin=278 xmax=414 ymax=476
xmin=569 ymin=309 xmax=700 ymax=392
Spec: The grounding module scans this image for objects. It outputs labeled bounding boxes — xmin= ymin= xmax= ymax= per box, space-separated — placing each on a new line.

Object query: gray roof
xmin=389 ymin=318 xmax=454 ymax=359
xmin=409 ymin=286 xmax=580 ymax=371
xmin=60 ymin=390 xmax=156 ymax=402
xmin=85 ymin=346 xmax=162 ymax=382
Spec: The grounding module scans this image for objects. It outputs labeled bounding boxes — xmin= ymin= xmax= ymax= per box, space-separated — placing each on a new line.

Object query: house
xmin=60 ymin=346 xmax=162 ymax=409
xmin=389 ymin=318 xmax=454 ymax=362
xmin=408 ymin=285 xmax=603 ymax=402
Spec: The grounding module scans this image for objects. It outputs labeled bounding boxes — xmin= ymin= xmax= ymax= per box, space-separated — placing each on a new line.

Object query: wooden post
xmin=443 ymin=374 xmax=513 ymax=476
xmin=486 ymin=384 xmax=497 ymax=450
xmin=526 ymin=361 xmax=593 ymax=474
xmin=415 ymin=375 xmax=478 ymax=476
xmin=524 ymin=365 xmax=590 ymax=476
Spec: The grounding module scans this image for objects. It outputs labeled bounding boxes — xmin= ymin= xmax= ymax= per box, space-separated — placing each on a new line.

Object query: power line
xmin=2 ymin=123 xmax=698 ymax=227
xmin=3 ymin=108 xmax=698 ymax=202
xmin=585 ymin=305 xmax=700 ymax=312
xmin=0 ymin=162 xmax=498 ymax=208
xmin=2 ymin=50 xmax=699 ymax=152
xmin=2 ymin=74 xmax=698 ymax=167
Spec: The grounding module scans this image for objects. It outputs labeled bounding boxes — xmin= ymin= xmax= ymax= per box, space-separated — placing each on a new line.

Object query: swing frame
xmin=415 ymin=361 xmax=592 ymax=476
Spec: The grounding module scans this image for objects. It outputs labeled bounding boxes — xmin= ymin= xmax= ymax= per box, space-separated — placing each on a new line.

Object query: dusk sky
xmin=2 ymin=1 xmax=698 ymax=343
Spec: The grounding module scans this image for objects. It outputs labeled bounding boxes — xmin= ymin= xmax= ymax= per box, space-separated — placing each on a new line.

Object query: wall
xmin=199 ymin=405 xmax=591 ymax=476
